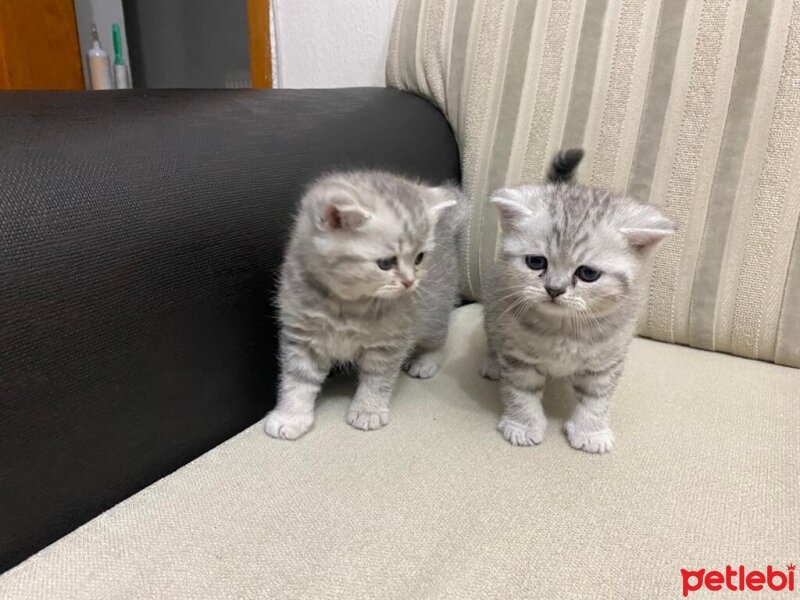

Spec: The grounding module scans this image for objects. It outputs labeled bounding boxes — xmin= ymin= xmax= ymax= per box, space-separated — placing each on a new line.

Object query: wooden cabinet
xmin=0 ymin=0 xmax=84 ymax=90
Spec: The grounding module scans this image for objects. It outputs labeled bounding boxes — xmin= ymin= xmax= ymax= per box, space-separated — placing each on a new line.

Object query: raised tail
xmin=547 ymin=148 xmax=584 ymax=183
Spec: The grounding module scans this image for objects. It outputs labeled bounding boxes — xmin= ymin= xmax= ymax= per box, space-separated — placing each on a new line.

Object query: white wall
xmin=73 ymin=0 xmax=130 ymax=89
xmin=272 ymin=0 xmax=399 ymax=88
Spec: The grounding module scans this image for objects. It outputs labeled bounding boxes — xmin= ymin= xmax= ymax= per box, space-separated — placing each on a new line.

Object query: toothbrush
xmin=112 ymin=23 xmax=130 ymax=89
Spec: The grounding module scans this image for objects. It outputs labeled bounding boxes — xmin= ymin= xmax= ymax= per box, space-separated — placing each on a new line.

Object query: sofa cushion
xmin=1 ymin=305 xmax=797 ymax=599
xmin=0 ymin=88 xmax=462 ymax=572
xmin=387 ymin=0 xmax=800 ymax=368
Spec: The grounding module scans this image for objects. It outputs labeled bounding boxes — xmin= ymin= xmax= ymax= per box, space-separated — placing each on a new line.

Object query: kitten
xmin=265 ymin=170 xmax=463 ymax=440
xmin=482 ymin=149 xmax=674 ymax=453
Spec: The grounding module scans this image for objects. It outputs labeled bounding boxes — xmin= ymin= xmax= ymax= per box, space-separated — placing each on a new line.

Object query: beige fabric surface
xmin=2 ymin=305 xmax=798 ymax=599
xmin=387 ymin=0 xmax=800 ymax=368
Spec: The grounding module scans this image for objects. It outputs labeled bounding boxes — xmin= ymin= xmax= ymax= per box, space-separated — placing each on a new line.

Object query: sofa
xmin=1 ymin=1 xmax=798 ymax=598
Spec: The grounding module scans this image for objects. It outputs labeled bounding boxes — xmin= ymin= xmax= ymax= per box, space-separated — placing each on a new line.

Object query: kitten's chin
xmin=534 ymin=301 xmax=572 ymax=316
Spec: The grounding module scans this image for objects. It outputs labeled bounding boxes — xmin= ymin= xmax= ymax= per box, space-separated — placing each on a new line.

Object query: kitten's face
xmin=497 ymin=216 xmax=636 ymax=317
xmin=301 ymin=173 xmax=455 ymax=302
xmin=492 ymin=185 xmax=674 ymax=319
xmin=311 ymin=206 xmax=434 ymax=301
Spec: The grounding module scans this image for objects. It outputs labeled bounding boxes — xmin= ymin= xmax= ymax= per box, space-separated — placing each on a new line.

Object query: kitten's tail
xmin=547 ymin=148 xmax=584 ymax=183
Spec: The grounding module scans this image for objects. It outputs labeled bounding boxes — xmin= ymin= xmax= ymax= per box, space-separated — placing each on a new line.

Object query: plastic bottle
xmin=87 ymin=23 xmax=113 ymax=90
xmin=112 ymin=23 xmax=130 ymax=89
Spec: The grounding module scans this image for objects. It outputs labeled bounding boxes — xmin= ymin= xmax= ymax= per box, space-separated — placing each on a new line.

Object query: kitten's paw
xmin=404 ymin=351 xmax=443 ymax=379
xmin=264 ymin=410 xmax=314 ymax=440
xmin=498 ymin=416 xmax=546 ymax=446
xmin=346 ymin=408 xmax=389 ymax=431
xmin=480 ymin=358 xmax=501 ymax=380
xmin=564 ymin=420 xmax=614 ymax=454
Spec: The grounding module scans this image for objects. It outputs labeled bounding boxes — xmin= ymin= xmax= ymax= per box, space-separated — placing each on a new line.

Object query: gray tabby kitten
xmin=265 ymin=171 xmax=462 ymax=440
xmin=482 ymin=150 xmax=674 ymax=453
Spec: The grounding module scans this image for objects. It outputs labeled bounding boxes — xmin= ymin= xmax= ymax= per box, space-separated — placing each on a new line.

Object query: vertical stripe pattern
xmin=688 ymin=0 xmax=774 ymax=351
xmin=646 ymin=0 xmax=748 ymax=344
xmin=387 ymin=0 xmax=800 ymax=368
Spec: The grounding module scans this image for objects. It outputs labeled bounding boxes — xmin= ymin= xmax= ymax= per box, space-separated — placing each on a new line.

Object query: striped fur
xmin=264 ymin=171 xmax=463 ymax=440
xmin=388 ymin=0 xmax=800 ymax=368
xmin=482 ymin=152 xmax=674 ymax=452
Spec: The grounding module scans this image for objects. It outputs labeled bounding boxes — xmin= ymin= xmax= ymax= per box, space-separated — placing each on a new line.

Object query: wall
xmin=272 ymin=0 xmax=398 ymax=88
xmin=73 ymin=0 xmax=130 ymax=89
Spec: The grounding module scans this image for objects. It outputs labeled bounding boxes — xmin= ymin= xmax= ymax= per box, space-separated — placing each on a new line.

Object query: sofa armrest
xmin=0 ymin=88 xmax=460 ymax=571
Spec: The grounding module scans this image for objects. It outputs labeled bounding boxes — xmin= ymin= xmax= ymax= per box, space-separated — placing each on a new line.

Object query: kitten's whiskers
xmin=485 ymin=285 xmax=532 ymax=311
xmin=496 ymin=293 xmax=530 ymax=323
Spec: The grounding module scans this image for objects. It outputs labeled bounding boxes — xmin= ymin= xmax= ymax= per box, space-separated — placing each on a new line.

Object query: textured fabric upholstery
xmin=1 ymin=305 xmax=797 ymax=599
xmin=387 ymin=0 xmax=800 ymax=368
xmin=0 ymin=88 xmax=460 ymax=571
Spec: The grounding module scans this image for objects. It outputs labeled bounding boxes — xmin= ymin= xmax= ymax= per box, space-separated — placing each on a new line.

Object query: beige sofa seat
xmin=2 ymin=305 xmax=797 ymax=599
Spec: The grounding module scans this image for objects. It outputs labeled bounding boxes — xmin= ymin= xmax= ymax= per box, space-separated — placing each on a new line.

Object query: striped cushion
xmin=387 ymin=0 xmax=800 ymax=368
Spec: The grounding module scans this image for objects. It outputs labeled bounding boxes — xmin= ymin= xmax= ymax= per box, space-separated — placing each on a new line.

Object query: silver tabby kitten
xmin=265 ymin=170 xmax=462 ymax=440
xmin=482 ymin=150 xmax=674 ymax=453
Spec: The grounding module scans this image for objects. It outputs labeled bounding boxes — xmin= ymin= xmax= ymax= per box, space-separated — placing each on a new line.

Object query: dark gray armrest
xmin=0 ymin=88 xmax=460 ymax=571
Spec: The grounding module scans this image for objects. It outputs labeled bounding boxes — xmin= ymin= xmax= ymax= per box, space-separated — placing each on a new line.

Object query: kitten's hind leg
xmin=404 ymin=344 xmax=445 ymax=379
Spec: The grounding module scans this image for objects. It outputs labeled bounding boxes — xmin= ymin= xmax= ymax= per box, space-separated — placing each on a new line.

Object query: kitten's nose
xmin=401 ymin=278 xmax=416 ymax=289
xmin=545 ymin=286 xmax=566 ymax=299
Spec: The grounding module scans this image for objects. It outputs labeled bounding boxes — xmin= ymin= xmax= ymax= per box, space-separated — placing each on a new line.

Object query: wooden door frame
xmin=247 ymin=0 xmax=272 ymax=88
xmin=0 ymin=0 xmax=84 ymax=90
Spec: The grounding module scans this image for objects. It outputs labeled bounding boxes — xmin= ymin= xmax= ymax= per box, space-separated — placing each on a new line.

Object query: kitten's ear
xmin=426 ymin=186 xmax=459 ymax=221
xmin=490 ymin=187 xmax=535 ymax=228
xmin=618 ymin=203 xmax=675 ymax=253
xmin=320 ymin=202 xmax=370 ymax=231
xmin=317 ymin=194 xmax=371 ymax=231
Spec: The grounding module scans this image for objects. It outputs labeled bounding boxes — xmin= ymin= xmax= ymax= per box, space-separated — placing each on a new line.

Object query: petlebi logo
xmin=681 ymin=563 xmax=796 ymax=596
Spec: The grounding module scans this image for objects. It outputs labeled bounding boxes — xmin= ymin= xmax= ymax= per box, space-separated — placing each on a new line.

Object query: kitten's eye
xmin=377 ymin=257 xmax=398 ymax=271
xmin=525 ymin=255 xmax=548 ymax=271
xmin=414 ymin=252 xmax=425 ymax=266
xmin=575 ymin=265 xmax=601 ymax=282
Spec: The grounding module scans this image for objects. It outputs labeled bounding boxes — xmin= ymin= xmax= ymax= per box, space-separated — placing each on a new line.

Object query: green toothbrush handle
xmin=112 ymin=23 xmax=124 ymax=65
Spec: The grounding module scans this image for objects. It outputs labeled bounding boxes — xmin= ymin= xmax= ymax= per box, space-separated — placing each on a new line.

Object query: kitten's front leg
xmin=564 ymin=360 xmax=623 ymax=454
xmin=498 ymin=365 xmax=547 ymax=446
xmin=264 ymin=338 xmax=329 ymax=441
xmin=347 ymin=346 xmax=405 ymax=431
